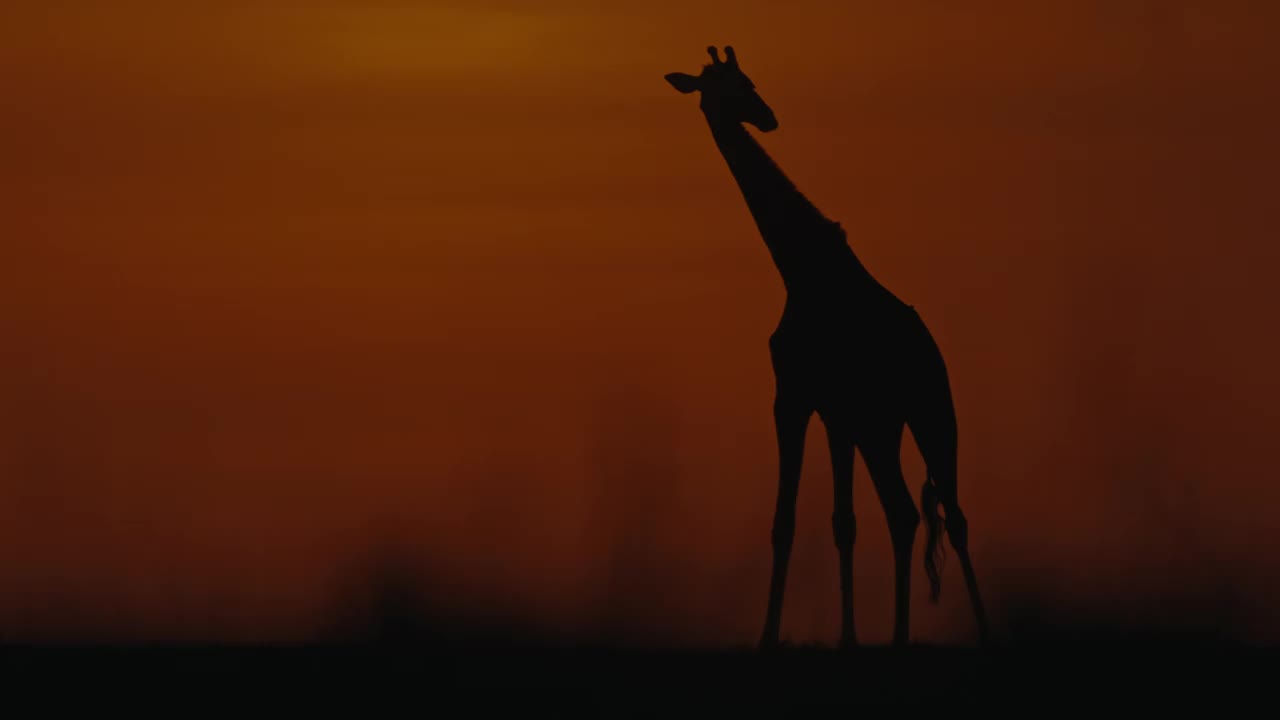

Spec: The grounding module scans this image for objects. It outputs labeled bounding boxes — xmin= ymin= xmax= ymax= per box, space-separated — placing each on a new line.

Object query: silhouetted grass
xmin=2 ymin=566 xmax=1273 ymax=710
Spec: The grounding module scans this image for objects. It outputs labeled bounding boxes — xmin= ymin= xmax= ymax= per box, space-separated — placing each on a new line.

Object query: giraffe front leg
xmin=824 ymin=418 xmax=857 ymax=650
xmin=759 ymin=396 xmax=810 ymax=652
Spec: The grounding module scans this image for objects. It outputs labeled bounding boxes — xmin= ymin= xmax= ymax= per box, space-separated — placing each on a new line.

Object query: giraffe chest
xmin=768 ymin=301 xmax=853 ymax=369
xmin=767 ymin=294 xmax=915 ymax=383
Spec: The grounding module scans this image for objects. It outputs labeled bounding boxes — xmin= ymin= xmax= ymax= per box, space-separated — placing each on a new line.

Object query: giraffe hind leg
xmin=861 ymin=422 xmax=919 ymax=648
xmin=938 ymin=485 xmax=990 ymax=647
xmin=911 ymin=400 xmax=990 ymax=647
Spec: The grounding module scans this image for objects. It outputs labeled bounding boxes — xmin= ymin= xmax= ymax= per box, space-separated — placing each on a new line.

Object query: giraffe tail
xmin=921 ymin=477 xmax=947 ymax=604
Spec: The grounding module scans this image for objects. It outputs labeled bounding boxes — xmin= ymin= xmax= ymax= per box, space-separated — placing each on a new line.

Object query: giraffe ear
xmin=664 ymin=72 xmax=701 ymax=94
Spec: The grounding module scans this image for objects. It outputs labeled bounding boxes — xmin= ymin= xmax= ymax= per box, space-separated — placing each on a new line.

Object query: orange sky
xmin=3 ymin=1 xmax=1279 ymax=646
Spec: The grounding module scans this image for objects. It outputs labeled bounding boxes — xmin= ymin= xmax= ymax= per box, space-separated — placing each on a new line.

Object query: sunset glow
xmin=3 ymin=1 xmax=1278 ymax=647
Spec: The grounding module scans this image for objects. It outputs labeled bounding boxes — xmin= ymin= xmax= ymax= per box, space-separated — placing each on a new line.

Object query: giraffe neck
xmin=704 ymin=114 xmax=874 ymax=294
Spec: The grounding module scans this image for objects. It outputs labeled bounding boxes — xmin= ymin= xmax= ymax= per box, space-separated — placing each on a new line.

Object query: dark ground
xmin=3 ymin=579 xmax=1273 ymax=712
xmin=3 ymin=633 xmax=1275 ymax=712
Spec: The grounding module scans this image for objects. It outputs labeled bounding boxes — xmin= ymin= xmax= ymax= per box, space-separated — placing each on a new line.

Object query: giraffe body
xmin=666 ymin=46 xmax=990 ymax=649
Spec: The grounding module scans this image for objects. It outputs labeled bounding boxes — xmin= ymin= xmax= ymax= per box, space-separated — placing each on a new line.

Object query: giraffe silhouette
xmin=665 ymin=46 xmax=990 ymax=650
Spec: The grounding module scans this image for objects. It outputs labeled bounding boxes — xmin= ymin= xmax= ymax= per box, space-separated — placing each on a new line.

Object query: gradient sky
xmin=3 ymin=1 xmax=1279 ymax=646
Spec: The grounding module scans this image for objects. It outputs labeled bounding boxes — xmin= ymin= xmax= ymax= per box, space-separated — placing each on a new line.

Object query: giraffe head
xmin=665 ymin=45 xmax=778 ymax=132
